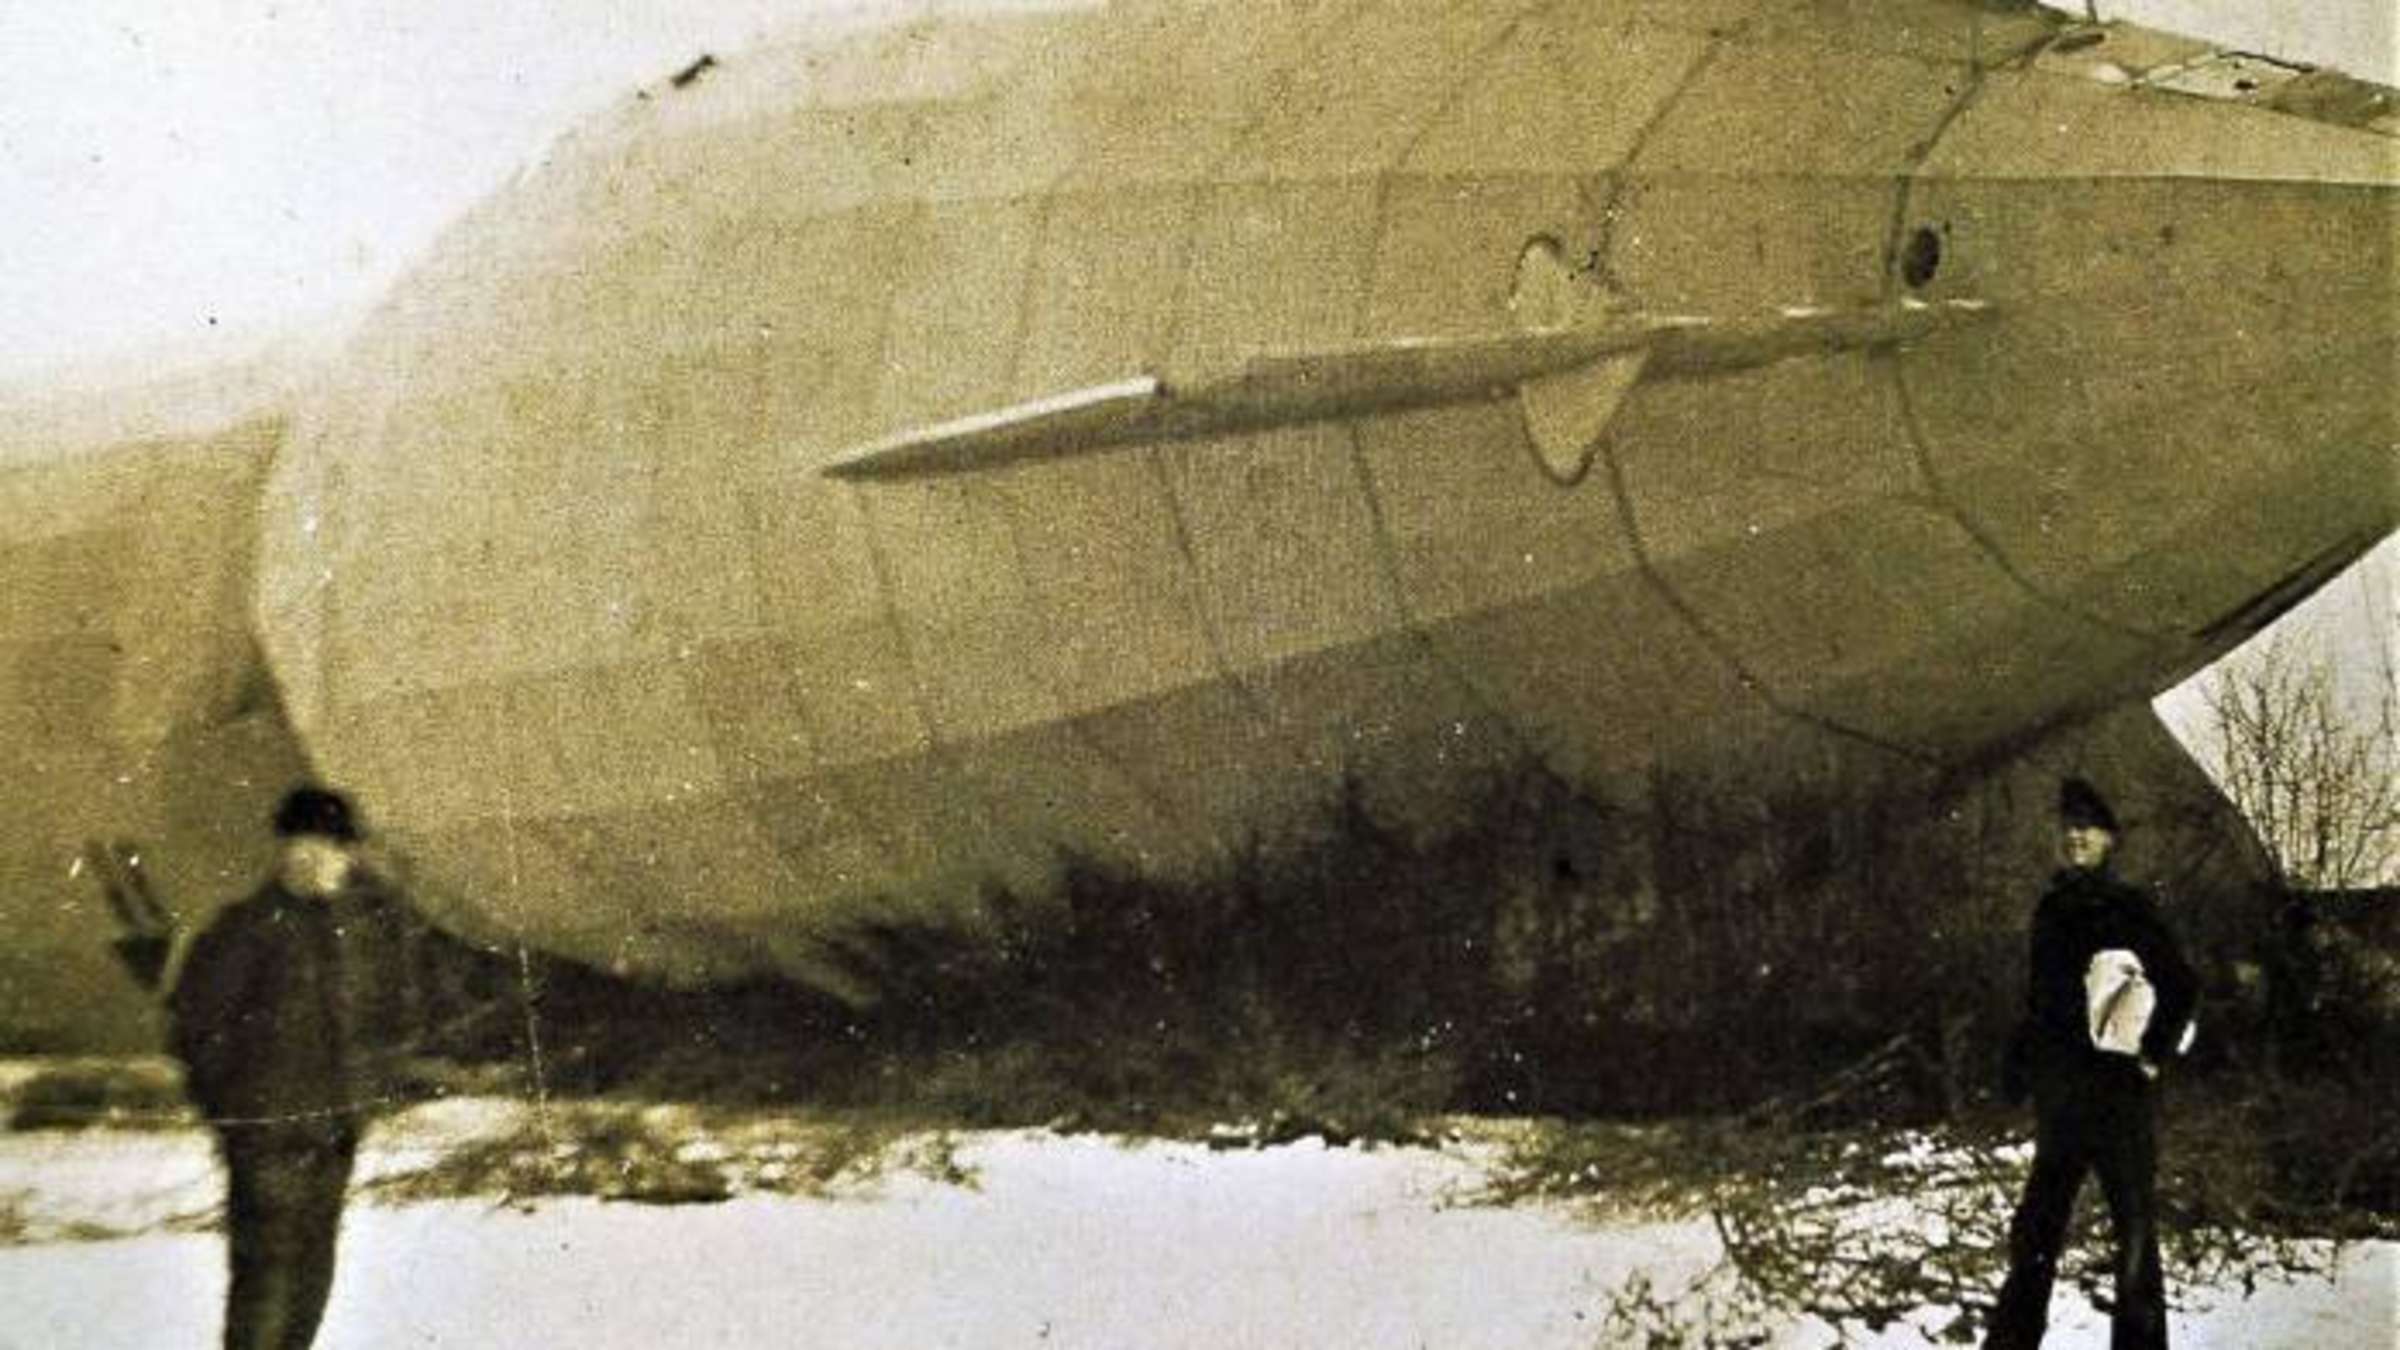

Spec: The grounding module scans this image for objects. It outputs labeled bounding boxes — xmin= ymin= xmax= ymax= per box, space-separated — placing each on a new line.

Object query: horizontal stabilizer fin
xmin=820 ymin=298 xmax=1993 ymax=482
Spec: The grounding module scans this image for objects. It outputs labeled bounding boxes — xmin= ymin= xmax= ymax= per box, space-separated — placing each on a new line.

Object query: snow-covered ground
xmin=0 ymin=1097 xmax=2390 ymax=1349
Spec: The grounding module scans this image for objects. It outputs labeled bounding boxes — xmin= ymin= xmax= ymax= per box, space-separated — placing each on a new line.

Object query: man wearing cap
xmin=101 ymin=784 xmax=415 ymax=1350
xmin=1985 ymin=778 xmax=2198 ymax=1350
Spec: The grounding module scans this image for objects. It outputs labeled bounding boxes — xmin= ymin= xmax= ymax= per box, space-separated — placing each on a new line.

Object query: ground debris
xmin=1481 ymin=1099 xmax=2376 ymax=1346
xmin=360 ymin=1098 xmax=978 ymax=1207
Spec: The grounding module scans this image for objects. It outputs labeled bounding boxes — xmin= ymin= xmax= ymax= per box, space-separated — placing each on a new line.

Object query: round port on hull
xmin=1900 ymin=225 xmax=1943 ymax=289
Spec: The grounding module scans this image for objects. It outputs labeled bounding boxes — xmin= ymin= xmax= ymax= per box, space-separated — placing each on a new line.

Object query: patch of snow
xmin=0 ymin=1131 xmax=218 ymax=1243
xmin=0 ymin=1110 xmax=2390 ymax=1347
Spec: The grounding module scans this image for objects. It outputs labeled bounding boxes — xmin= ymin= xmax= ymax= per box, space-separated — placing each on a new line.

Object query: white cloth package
xmin=2085 ymin=948 xmax=2154 ymax=1056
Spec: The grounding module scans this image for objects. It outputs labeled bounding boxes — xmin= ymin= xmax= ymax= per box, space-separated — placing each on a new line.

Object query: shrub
xmin=6 ymin=1060 xmax=187 ymax=1132
xmin=377 ymin=755 xmax=2311 ymax=1149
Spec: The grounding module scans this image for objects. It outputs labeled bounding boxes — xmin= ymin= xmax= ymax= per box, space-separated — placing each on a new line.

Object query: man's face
xmin=278 ymin=834 xmax=359 ymax=898
xmin=2061 ymin=824 xmax=2115 ymax=871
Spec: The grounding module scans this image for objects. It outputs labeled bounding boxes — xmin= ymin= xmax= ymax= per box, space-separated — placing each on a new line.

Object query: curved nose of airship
xmin=1894 ymin=43 xmax=2396 ymax=652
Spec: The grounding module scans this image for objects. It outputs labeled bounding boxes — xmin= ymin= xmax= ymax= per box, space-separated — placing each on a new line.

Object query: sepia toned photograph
xmin=0 ymin=1 xmax=2393 ymax=1345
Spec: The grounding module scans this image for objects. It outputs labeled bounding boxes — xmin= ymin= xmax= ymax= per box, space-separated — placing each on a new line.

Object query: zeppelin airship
xmin=4 ymin=0 xmax=2394 ymax=1043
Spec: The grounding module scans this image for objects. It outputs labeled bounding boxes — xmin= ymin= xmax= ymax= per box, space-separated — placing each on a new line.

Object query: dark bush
xmin=378 ymin=754 xmax=2348 ymax=1164
xmin=8 ymin=1059 xmax=187 ymax=1131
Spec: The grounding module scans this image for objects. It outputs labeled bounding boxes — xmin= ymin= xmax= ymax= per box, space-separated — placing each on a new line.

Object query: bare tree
xmin=2198 ymin=632 xmax=2400 ymax=891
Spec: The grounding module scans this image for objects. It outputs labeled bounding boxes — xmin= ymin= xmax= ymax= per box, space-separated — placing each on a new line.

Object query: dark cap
xmin=2058 ymin=777 xmax=2118 ymax=833
xmin=272 ymin=785 xmax=362 ymax=842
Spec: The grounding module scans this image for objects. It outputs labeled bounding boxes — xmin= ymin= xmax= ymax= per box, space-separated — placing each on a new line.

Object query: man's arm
xmin=162 ymin=907 xmax=268 ymax=1109
xmin=1999 ymin=893 xmax=2053 ymax=1104
xmin=2134 ymin=891 xmax=2200 ymax=1064
xmin=356 ymin=880 xmax=425 ymax=1055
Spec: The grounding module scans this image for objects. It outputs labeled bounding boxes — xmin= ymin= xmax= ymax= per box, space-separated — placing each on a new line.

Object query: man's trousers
xmin=216 ymin=1122 xmax=360 ymax=1350
xmin=1985 ymin=1065 xmax=2166 ymax=1350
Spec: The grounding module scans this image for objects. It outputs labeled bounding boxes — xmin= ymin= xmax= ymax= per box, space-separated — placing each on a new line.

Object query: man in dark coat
xmin=1985 ymin=778 xmax=2198 ymax=1350
xmin=101 ymin=784 xmax=415 ymax=1350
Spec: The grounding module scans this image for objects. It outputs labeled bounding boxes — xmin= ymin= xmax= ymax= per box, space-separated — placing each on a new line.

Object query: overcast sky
xmin=0 ymin=1 xmax=849 ymax=385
